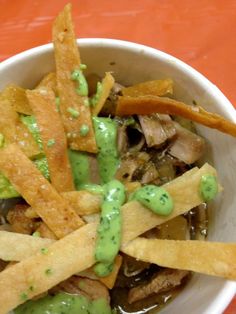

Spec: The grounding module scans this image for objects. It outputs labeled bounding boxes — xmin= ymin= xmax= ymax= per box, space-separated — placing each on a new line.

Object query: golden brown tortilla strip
xmin=1 ymin=84 xmax=32 ymax=115
xmin=0 ymin=231 xmax=54 ymax=261
xmin=0 ymin=144 xmax=84 ymax=238
xmin=78 ymin=255 xmax=122 ymax=289
xmin=116 ymin=95 xmax=236 ymax=137
xmin=0 ymin=164 xmax=221 ymax=312
xmin=92 ymin=72 xmax=115 ymax=116
xmin=0 ymin=223 xmax=97 ymax=313
xmin=122 ymin=238 xmax=236 ymax=280
xmin=0 ymin=97 xmax=40 ymax=157
xmin=36 ymin=223 xmax=58 ymax=240
xmin=122 ymin=79 xmax=173 ymax=97
xmin=121 ymin=163 xmax=219 ymax=243
xmin=52 ymin=4 xmax=97 ymax=153
xmin=62 ymin=191 xmax=102 ymax=215
xmin=27 ymin=88 xmax=75 ymax=192
xmin=36 ymin=72 xmax=57 ymax=94
xmin=25 ymin=190 xmax=103 ymax=219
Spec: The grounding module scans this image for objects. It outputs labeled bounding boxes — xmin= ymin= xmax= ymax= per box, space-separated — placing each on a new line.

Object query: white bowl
xmin=1 ymin=38 xmax=236 ymax=314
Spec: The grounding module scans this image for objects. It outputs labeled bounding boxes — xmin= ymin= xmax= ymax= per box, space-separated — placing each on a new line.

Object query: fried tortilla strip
xmin=0 ymin=223 xmax=97 ymax=313
xmin=62 ymin=191 xmax=102 ymax=215
xmin=27 ymin=89 xmax=74 ymax=192
xmin=122 ymin=238 xmax=236 ymax=280
xmin=36 ymin=72 xmax=57 ymax=94
xmin=116 ymin=95 xmax=236 ymax=137
xmin=122 ymin=163 xmax=220 ymax=243
xmin=122 ymin=79 xmax=173 ymax=97
xmin=0 ymin=164 xmax=221 ymax=312
xmin=0 ymin=144 xmax=84 ymax=238
xmin=0 ymin=97 xmax=40 ymax=157
xmin=0 ymin=231 xmax=54 ymax=261
xmin=78 ymin=255 xmax=123 ymax=289
xmin=25 ymin=190 xmax=102 ymax=218
xmin=92 ymin=72 xmax=115 ymax=116
xmin=1 ymin=84 xmax=32 ymax=115
xmin=53 ymin=4 xmax=97 ymax=153
xmin=36 ymin=223 xmax=58 ymax=240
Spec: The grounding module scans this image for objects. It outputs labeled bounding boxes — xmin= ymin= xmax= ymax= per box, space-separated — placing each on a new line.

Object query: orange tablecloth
xmin=0 ymin=0 xmax=235 ymax=312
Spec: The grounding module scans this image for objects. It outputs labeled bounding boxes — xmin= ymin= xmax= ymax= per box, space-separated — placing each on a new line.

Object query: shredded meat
xmin=140 ymin=162 xmax=159 ymax=184
xmin=53 ymin=276 xmax=110 ymax=303
xmin=117 ymin=124 xmax=128 ymax=155
xmin=116 ymin=152 xmax=150 ymax=183
xmin=128 ymin=269 xmax=189 ymax=304
xmin=138 ymin=114 xmax=176 ymax=147
xmin=7 ymin=204 xmax=37 ymax=234
xmin=88 ymin=154 xmax=100 ymax=184
xmin=168 ymin=122 xmax=206 ymax=164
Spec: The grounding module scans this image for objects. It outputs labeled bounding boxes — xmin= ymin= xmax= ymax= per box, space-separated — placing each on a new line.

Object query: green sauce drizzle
xmin=55 ymin=97 xmax=60 ymax=112
xmin=67 ymin=107 xmax=80 ymax=119
xmin=131 ymin=185 xmax=174 ymax=216
xmin=93 ymin=117 xmax=120 ymax=184
xmin=47 ymin=139 xmax=55 ymax=147
xmin=200 ymin=174 xmax=218 ymax=202
xmin=68 ymin=150 xmax=90 ymax=189
xmin=95 ymin=180 xmax=125 ymax=276
xmin=71 ymin=69 xmax=88 ymax=96
xmin=90 ymin=81 xmax=103 ymax=107
xmin=15 ymin=293 xmax=112 ymax=314
xmin=80 ymin=124 xmax=90 ymax=136
xmin=20 ymin=115 xmax=43 ymax=151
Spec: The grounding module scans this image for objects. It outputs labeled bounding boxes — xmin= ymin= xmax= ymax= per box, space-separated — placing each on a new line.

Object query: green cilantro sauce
xmin=93 ymin=117 xmax=120 ymax=184
xmin=68 ymin=150 xmax=90 ymax=189
xmin=71 ymin=69 xmax=88 ymax=96
xmin=200 ymin=174 xmax=218 ymax=202
xmin=20 ymin=115 xmax=43 ymax=151
xmin=90 ymin=81 xmax=103 ymax=107
xmin=0 ymin=133 xmax=4 ymax=147
xmin=130 ymin=185 xmax=174 ymax=216
xmin=14 ymin=293 xmax=112 ymax=314
xmin=95 ymin=180 xmax=125 ymax=276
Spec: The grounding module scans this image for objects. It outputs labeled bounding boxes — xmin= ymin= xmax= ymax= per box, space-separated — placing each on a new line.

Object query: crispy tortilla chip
xmin=0 ymin=144 xmax=84 ymax=238
xmin=27 ymin=88 xmax=74 ymax=192
xmin=78 ymin=255 xmax=122 ymax=289
xmin=25 ymin=190 xmax=102 ymax=218
xmin=0 ymin=164 xmax=221 ymax=312
xmin=0 ymin=223 xmax=97 ymax=313
xmin=36 ymin=72 xmax=57 ymax=94
xmin=92 ymin=72 xmax=115 ymax=116
xmin=62 ymin=191 xmax=102 ymax=215
xmin=122 ymin=238 xmax=236 ymax=280
xmin=122 ymin=163 xmax=220 ymax=243
xmin=0 ymin=231 xmax=54 ymax=261
xmin=116 ymin=95 xmax=236 ymax=137
xmin=1 ymin=84 xmax=32 ymax=115
xmin=36 ymin=223 xmax=58 ymax=240
xmin=52 ymin=4 xmax=97 ymax=153
xmin=122 ymin=79 xmax=173 ymax=97
xmin=0 ymin=97 xmax=40 ymax=157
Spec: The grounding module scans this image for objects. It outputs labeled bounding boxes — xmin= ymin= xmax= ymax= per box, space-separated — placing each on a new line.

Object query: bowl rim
xmin=0 ymin=38 xmax=235 ymax=313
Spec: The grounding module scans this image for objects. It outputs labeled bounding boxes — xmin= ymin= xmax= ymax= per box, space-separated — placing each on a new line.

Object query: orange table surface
xmin=0 ymin=0 xmax=236 ymax=313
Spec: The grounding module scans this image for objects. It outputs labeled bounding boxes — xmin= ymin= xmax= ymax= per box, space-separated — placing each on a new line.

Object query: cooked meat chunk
xmin=138 ymin=114 xmax=176 ymax=147
xmin=7 ymin=204 xmax=37 ymax=234
xmin=117 ymin=124 xmax=128 ymax=155
xmin=168 ymin=122 xmax=206 ymax=164
xmin=54 ymin=276 xmax=110 ymax=303
xmin=128 ymin=269 xmax=189 ymax=304
xmin=141 ymin=162 xmax=159 ymax=184
xmin=116 ymin=152 xmax=150 ymax=183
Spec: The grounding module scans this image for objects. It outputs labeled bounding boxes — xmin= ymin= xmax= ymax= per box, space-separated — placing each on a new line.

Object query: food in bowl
xmin=0 ymin=3 xmax=235 ymax=314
